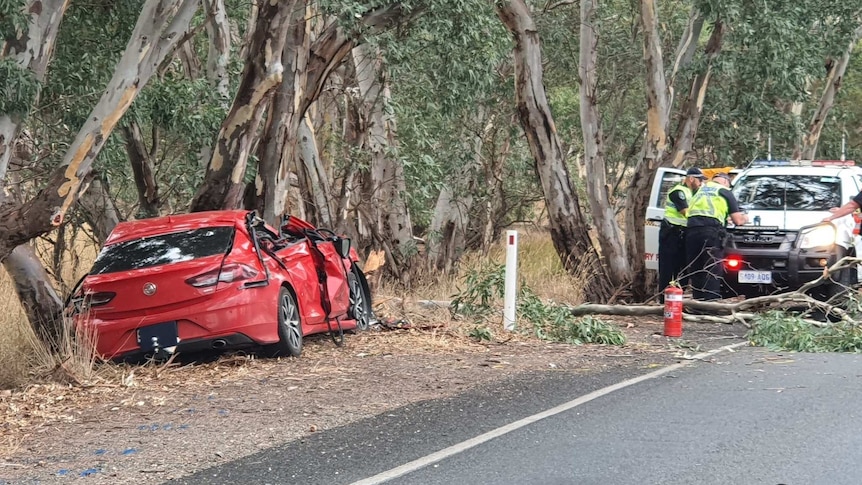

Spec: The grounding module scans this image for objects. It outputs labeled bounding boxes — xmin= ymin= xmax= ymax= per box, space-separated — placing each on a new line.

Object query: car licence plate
xmin=738 ymin=270 xmax=772 ymax=284
xmin=137 ymin=321 xmax=179 ymax=352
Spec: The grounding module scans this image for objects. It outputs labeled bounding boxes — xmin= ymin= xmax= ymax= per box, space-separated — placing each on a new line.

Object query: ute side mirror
xmin=335 ymin=237 xmax=351 ymax=258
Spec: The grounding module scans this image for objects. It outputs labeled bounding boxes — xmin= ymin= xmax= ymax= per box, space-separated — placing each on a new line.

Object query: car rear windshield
xmin=732 ymin=175 xmax=841 ymax=211
xmin=90 ymin=226 xmax=235 ymax=274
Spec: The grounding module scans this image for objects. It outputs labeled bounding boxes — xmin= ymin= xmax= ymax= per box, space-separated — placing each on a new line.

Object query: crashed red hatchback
xmin=68 ymin=210 xmax=374 ymax=362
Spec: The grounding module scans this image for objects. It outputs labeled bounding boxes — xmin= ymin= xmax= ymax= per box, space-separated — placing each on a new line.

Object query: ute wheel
xmin=348 ymin=266 xmax=374 ymax=331
xmin=268 ymin=287 xmax=303 ymax=357
xmin=822 ymin=247 xmax=856 ymax=303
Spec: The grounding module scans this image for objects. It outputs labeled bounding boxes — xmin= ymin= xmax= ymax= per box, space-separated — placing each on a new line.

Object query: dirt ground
xmin=0 ymin=310 xmax=749 ymax=485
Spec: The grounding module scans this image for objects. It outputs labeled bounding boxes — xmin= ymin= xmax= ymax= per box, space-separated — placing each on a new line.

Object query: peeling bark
xmin=579 ymin=0 xmax=629 ymax=286
xmin=253 ymin=0 xmax=308 ymax=225
xmin=794 ymin=23 xmax=862 ymax=160
xmin=258 ymin=6 xmax=407 ymax=226
xmin=296 ymin=115 xmax=334 ymax=227
xmin=0 ymin=0 xmax=70 ymax=183
xmin=496 ymin=0 xmax=609 ymax=301
xmin=0 ymin=0 xmax=201 ymax=263
xmin=190 ymin=0 xmax=292 ymax=213
xmin=203 ymin=0 xmax=231 ymax=102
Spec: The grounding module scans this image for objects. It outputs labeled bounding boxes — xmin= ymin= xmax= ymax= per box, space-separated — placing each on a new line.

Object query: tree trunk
xmin=578 ymin=0 xmax=629 ymax=287
xmin=353 ymin=43 xmax=416 ymax=281
xmin=481 ymin=120 xmax=508 ymax=255
xmin=197 ymin=0 xmax=232 ymax=169
xmin=296 ymin=114 xmax=334 ymax=227
xmin=496 ymin=0 xmax=608 ymax=301
xmin=121 ymin=122 xmax=161 ymax=218
xmin=190 ymin=0 xmax=292 ymax=213
xmin=622 ymin=0 xmax=674 ymax=300
xmin=794 ymin=23 xmax=862 ymax=160
xmin=427 ymin=108 xmax=487 ymax=273
xmin=0 ymin=0 xmax=69 ymax=183
xmin=204 ymin=0 xmax=231 ymax=103
xmin=0 ymin=0 xmax=201 ymax=263
xmin=177 ymin=41 xmax=201 ymax=78
xmin=668 ymin=9 xmax=703 ymax=89
xmin=666 ymin=19 xmax=724 ymax=167
xmin=3 ymin=244 xmax=64 ymax=347
xmin=252 ymin=6 xmax=408 ymax=226
xmin=0 ymin=0 xmax=70 ymax=347
xmin=332 ymin=61 xmax=371 ymax=246
xmin=77 ymin=174 xmax=120 ymax=244
xmin=253 ymin=0 xmax=309 ymax=225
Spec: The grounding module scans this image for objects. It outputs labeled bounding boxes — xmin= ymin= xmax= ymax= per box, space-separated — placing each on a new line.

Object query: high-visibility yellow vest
xmin=663 ymin=184 xmax=692 ymax=227
xmin=687 ymin=181 xmax=729 ymax=223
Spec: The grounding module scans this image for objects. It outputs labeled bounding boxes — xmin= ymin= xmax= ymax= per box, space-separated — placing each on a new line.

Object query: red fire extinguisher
xmin=663 ymin=285 xmax=683 ymax=337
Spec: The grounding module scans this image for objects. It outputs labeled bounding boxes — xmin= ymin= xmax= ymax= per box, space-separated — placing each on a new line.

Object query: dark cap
xmin=685 ymin=167 xmax=706 ymax=179
xmin=713 ymin=172 xmax=731 ymax=181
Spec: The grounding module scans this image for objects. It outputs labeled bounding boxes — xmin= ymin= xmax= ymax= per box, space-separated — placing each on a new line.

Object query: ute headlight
xmin=798 ymin=223 xmax=836 ymax=249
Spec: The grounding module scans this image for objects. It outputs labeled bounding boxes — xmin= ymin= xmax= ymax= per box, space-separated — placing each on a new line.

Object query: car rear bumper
xmin=111 ymin=333 xmax=258 ymax=363
xmin=76 ymin=289 xmax=278 ymax=360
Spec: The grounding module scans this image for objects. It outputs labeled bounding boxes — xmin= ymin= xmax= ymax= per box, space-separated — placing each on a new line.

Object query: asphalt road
xmin=168 ymin=345 xmax=862 ymax=485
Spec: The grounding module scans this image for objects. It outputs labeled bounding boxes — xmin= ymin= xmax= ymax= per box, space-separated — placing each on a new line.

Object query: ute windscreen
xmin=733 ymin=175 xmax=841 ymax=211
xmin=90 ymin=227 xmax=235 ymax=274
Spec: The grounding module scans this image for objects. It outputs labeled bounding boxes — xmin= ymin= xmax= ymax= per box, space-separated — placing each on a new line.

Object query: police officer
xmin=685 ymin=172 xmax=748 ymax=301
xmin=659 ymin=167 xmax=706 ymax=300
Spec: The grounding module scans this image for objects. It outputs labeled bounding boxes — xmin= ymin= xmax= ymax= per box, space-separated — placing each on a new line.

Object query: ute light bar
xmin=750 ymin=159 xmax=856 ymax=167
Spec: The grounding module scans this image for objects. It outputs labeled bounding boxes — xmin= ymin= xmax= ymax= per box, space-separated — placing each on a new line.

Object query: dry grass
xmin=400 ymin=227 xmax=581 ymax=305
xmin=0 ymin=231 xmax=100 ymax=391
xmin=0 ymin=272 xmax=37 ymax=389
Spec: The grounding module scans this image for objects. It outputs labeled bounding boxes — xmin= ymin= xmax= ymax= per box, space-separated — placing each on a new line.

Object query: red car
xmin=68 ymin=210 xmax=375 ymax=362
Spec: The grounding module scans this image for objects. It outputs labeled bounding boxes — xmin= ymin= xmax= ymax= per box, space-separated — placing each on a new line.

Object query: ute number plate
xmin=738 ymin=271 xmax=772 ymax=284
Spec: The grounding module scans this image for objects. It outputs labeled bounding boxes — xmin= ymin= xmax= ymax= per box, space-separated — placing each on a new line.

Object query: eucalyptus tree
xmin=379 ymin=0 xmax=512 ymax=273
xmin=619 ymin=0 xmax=862 ymax=299
xmin=496 ymin=0 xmax=612 ymax=301
xmin=0 ymin=0 xmax=203 ymax=347
xmin=793 ymin=21 xmax=862 ymax=159
xmin=0 ymin=0 xmax=70 ymax=343
xmin=578 ymin=0 xmax=628 ymax=287
xmin=693 ymin=0 xmax=862 ymax=162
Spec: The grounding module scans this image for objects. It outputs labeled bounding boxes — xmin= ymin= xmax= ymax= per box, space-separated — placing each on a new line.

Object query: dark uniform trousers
xmin=658 ymin=221 xmax=687 ymax=299
xmin=685 ymin=225 xmax=725 ymax=301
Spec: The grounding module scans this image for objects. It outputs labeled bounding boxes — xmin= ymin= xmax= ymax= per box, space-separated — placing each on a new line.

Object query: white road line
xmin=349 ymin=341 xmax=749 ymax=485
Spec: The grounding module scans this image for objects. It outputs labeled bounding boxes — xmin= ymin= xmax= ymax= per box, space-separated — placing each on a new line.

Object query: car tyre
xmin=348 ymin=266 xmax=374 ymax=331
xmin=268 ymin=286 xmax=303 ymax=357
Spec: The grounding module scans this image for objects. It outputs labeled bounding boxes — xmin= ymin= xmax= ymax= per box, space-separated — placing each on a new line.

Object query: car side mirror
xmin=335 ymin=237 xmax=351 ymax=258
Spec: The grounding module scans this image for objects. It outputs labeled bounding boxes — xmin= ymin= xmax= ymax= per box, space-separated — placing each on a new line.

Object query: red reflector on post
xmin=509 ymin=235 xmax=515 ymax=245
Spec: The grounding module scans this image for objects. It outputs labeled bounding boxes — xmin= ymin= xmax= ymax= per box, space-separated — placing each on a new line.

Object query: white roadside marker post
xmin=503 ymin=230 xmax=518 ymax=331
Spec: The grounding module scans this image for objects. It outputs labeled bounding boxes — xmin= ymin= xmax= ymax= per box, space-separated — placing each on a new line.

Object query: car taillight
xmin=79 ymin=291 xmax=116 ymax=307
xmin=186 ymin=263 xmax=260 ymax=288
xmin=724 ymin=256 xmax=742 ymax=270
